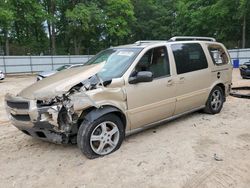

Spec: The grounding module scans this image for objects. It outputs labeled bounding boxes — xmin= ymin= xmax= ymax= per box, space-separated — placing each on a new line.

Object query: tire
xmin=77 ymin=114 xmax=125 ymax=159
xmin=204 ymin=86 xmax=225 ymax=114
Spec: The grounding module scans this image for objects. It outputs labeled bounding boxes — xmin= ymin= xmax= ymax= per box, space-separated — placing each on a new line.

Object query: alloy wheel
xmin=211 ymin=90 xmax=222 ymax=111
xmin=90 ymin=121 xmax=120 ymax=155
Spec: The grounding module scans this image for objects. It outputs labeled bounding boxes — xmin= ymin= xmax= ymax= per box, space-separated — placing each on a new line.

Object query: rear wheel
xmin=204 ymin=86 xmax=224 ymax=114
xmin=77 ymin=114 xmax=125 ymax=159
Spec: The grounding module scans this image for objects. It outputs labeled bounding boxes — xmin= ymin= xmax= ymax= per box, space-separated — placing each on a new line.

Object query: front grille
xmin=7 ymin=101 xmax=29 ymax=109
xmin=11 ymin=114 xmax=31 ymax=121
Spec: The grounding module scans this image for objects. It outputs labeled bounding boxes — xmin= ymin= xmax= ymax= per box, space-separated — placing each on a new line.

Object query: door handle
xmin=167 ymin=79 xmax=174 ymax=86
xmin=179 ymin=77 xmax=185 ymax=83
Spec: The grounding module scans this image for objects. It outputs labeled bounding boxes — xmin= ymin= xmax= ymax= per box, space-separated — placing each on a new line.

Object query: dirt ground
xmin=0 ymin=69 xmax=250 ymax=188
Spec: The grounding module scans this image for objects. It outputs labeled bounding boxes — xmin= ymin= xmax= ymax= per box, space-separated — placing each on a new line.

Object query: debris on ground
xmin=230 ymin=86 xmax=250 ymax=99
xmin=214 ymin=153 xmax=223 ymax=161
xmin=221 ymin=132 xmax=229 ymax=135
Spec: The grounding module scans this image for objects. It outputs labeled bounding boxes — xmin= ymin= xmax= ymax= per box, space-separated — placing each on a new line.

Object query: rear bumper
xmin=5 ymin=94 xmax=69 ymax=144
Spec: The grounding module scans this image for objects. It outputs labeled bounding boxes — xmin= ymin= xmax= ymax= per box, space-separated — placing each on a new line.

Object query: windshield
xmin=85 ymin=48 xmax=142 ymax=80
xmin=56 ymin=65 xmax=71 ymax=71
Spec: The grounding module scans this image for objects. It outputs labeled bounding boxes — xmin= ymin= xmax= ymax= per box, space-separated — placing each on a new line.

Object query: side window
xmin=171 ymin=43 xmax=208 ymax=74
xmin=208 ymin=45 xmax=229 ymax=65
xmin=135 ymin=46 xmax=170 ymax=78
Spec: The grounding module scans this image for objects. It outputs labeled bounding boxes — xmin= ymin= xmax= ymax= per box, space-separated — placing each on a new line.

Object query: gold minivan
xmin=5 ymin=37 xmax=232 ymax=158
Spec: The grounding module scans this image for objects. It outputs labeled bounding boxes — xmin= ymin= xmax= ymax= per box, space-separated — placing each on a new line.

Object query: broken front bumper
xmin=5 ymin=94 xmax=69 ymax=144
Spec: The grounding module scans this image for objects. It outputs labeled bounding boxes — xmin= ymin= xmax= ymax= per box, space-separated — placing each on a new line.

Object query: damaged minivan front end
xmin=5 ymin=63 xmax=121 ymax=144
xmin=5 ymin=47 xmax=142 ymax=158
xmin=5 ymin=93 xmax=70 ymax=143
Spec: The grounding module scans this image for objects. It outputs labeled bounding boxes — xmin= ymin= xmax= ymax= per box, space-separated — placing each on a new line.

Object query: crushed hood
xmin=19 ymin=63 xmax=104 ymax=100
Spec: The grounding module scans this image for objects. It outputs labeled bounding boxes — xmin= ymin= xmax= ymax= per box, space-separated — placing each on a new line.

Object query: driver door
xmin=125 ymin=46 xmax=176 ymax=129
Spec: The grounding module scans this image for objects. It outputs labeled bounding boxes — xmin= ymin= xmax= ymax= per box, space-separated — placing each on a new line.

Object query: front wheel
xmin=204 ymin=86 xmax=225 ymax=114
xmin=77 ymin=114 xmax=125 ymax=159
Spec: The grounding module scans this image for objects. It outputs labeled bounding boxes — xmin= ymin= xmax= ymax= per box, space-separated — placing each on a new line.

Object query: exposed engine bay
xmin=37 ymin=75 xmax=112 ymax=136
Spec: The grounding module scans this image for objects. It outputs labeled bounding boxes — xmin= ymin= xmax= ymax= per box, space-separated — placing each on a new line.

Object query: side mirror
xmin=129 ymin=71 xmax=153 ymax=84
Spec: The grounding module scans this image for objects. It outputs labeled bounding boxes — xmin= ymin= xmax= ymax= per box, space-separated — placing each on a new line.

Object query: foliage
xmin=0 ymin=0 xmax=249 ymax=55
xmin=132 ymin=0 xmax=176 ymax=41
xmin=175 ymin=0 xmax=242 ymax=47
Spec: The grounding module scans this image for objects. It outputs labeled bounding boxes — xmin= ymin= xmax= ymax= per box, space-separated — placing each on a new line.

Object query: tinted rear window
xmin=171 ymin=43 xmax=208 ymax=74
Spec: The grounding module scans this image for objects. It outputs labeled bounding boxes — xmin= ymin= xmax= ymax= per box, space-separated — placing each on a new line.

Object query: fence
xmin=0 ymin=55 xmax=93 ymax=74
xmin=1 ymin=48 xmax=250 ymax=74
xmin=228 ymin=48 xmax=250 ymax=66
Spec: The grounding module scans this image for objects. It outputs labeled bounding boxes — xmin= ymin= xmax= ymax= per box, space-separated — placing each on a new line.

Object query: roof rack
xmin=134 ymin=40 xmax=167 ymax=45
xmin=169 ymin=36 xmax=216 ymax=42
xmin=134 ymin=37 xmax=216 ymax=46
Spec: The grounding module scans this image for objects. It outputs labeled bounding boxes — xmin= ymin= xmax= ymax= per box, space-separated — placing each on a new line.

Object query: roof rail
xmin=169 ymin=36 xmax=216 ymax=42
xmin=134 ymin=40 xmax=167 ymax=45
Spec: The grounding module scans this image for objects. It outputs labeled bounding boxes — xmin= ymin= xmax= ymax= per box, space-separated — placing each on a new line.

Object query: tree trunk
xmin=74 ymin=35 xmax=78 ymax=55
xmin=51 ymin=23 xmax=56 ymax=55
xmin=14 ymin=22 xmax=20 ymax=44
xmin=46 ymin=0 xmax=56 ymax=55
xmin=4 ymin=30 xmax=10 ymax=56
xmin=73 ymin=35 xmax=82 ymax=55
xmin=51 ymin=0 xmax=56 ymax=55
xmin=77 ymin=41 xmax=81 ymax=55
xmin=242 ymin=15 xmax=246 ymax=49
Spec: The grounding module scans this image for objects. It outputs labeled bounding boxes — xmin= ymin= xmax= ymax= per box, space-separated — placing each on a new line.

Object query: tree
xmin=101 ymin=0 xmax=135 ymax=46
xmin=1 ymin=0 xmax=250 ymax=55
xmin=65 ymin=0 xmax=135 ymax=54
xmin=175 ymin=0 xmax=242 ymax=48
xmin=66 ymin=3 xmax=103 ymax=54
xmin=239 ymin=0 xmax=250 ymax=48
xmin=42 ymin=0 xmax=58 ymax=55
xmin=132 ymin=0 xmax=176 ymax=41
xmin=0 ymin=1 xmax=14 ymax=55
xmin=10 ymin=0 xmax=47 ymax=55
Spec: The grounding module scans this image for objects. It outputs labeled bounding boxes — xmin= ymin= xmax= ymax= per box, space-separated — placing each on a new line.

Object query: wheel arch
xmin=209 ymin=82 xmax=226 ymax=102
xmin=215 ymin=83 xmax=225 ymax=96
xmin=78 ymin=105 xmax=127 ymax=130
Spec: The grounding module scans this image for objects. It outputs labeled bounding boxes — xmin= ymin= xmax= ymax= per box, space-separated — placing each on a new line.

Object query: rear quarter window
xmin=171 ymin=43 xmax=208 ymax=74
xmin=208 ymin=45 xmax=229 ymax=65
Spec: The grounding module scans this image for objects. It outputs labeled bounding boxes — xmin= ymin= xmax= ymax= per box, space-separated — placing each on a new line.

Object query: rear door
xmin=170 ymin=43 xmax=211 ymax=114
